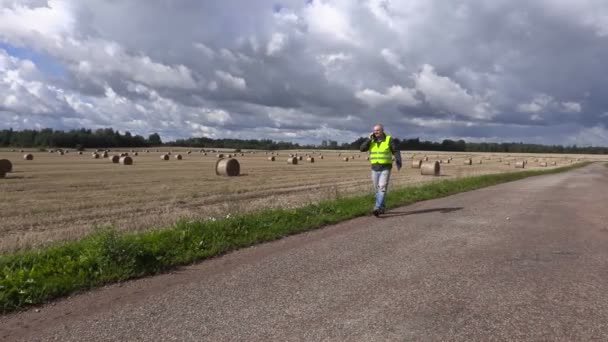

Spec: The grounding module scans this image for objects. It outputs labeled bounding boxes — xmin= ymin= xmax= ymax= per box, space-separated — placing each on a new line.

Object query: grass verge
xmin=0 ymin=162 xmax=591 ymax=313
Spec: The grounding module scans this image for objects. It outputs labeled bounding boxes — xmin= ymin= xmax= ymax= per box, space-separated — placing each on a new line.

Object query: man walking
xmin=360 ymin=123 xmax=402 ymax=217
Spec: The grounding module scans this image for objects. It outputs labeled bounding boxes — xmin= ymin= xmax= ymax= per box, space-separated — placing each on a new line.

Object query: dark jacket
xmin=360 ymin=135 xmax=402 ymax=171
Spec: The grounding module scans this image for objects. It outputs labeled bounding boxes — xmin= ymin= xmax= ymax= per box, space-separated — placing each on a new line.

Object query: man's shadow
xmin=380 ymin=207 xmax=463 ymax=218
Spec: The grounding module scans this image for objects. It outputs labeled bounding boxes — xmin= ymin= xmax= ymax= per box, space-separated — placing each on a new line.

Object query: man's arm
xmin=360 ymin=138 xmax=372 ymax=152
xmin=390 ymin=138 xmax=402 ymax=169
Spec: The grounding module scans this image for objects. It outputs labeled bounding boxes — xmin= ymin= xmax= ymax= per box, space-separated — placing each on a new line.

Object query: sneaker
xmin=379 ymin=208 xmax=385 ymax=214
xmin=372 ymin=209 xmax=380 ymax=217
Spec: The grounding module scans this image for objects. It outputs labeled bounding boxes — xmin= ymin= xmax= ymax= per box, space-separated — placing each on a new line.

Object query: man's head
xmin=373 ymin=123 xmax=385 ymax=139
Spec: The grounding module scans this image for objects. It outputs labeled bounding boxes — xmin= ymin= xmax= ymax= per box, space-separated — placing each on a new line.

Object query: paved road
xmin=2 ymin=163 xmax=608 ymax=341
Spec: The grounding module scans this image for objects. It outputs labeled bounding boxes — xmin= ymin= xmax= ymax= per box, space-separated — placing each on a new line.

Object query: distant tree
xmin=148 ymin=133 xmax=162 ymax=146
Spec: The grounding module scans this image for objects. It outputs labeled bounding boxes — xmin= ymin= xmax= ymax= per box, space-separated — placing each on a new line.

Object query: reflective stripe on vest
xmin=370 ymin=135 xmax=392 ymax=165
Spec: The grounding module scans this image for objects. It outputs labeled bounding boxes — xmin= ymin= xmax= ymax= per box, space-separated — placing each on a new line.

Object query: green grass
xmin=0 ymin=162 xmax=591 ymax=314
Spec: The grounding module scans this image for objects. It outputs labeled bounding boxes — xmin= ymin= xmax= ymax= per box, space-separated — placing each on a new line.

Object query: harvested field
xmin=0 ymin=148 xmax=603 ymax=252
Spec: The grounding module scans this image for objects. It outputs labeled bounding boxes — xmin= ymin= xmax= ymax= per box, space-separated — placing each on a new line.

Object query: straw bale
xmin=420 ymin=161 xmax=440 ymax=176
xmin=216 ymin=158 xmax=240 ymax=176
xmin=0 ymin=159 xmax=13 ymax=173
xmin=120 ymin=156 xmax=133 ymax=165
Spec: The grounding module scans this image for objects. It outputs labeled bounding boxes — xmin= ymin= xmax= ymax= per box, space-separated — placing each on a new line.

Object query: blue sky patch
xmin=0 ymin=42 xmax=66 ymax=77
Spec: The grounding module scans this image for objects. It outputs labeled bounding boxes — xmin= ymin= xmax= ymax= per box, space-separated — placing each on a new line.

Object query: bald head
xmin=372 ymin=123 xmax=385 ymax=139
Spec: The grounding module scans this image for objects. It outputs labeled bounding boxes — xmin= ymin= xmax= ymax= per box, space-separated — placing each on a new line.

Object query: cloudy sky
xmin=1 ymin=0 xmax=608 ymax=145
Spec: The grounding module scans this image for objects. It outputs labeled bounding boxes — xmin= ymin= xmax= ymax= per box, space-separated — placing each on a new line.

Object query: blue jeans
xmin=371 ymin=169 xmax=391 ymax=210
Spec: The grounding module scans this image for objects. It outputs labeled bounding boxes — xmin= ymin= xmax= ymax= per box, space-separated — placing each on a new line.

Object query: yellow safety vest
xmin=370 ymin=135 xmax=392 ymax=165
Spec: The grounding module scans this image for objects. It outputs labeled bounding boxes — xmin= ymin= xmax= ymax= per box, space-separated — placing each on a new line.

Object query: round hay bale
xmin=268 ymin=156 xmax=276 ymax=161
xmin=23 ymin=154 xmax=34 ymax=160
xmin=58 ymin=151 xmax=64 ymax=156
xmin=0 ymin=170 xmax=5 ymax=178
xmin=287 ymin=157 xmax=298 ymax=164
xmin=463 ymin=159 xmax=472 ymax=165
xmin=120 ymin=152 xmax=128 ymax=157
xmin=160 ymin=154 xmax=169 ymax=161
xmin=478 ymin=160 xmax=483 ymax=164
xmin=187 ymin=151 xmax=192 ymax=154
xmin=420 ymin=161 xmax=440 ymax=176
xmin=0 ymin=159 xmax=13 ymax=173
xmin=120 ymin=156 xmax=133 ymax=165
xmin=78 ymin=151 xmax=83 ymax=155
xmin=92 ymin=152 xmax=100 ymax=159
xmin=216 ymin=158 xmax=240 ymax=176
xmin=320 ymin=155 xmax=324 ymax=159
xmin=515 ymin=161 xmax=525 ymax=168
xmin=203 ymin=152 xmax=207 ymax=156
xmin=102 ymin=151 xmax=108 ymax=158
xmin=366 ymin=156 xmax=370 ymax=161
xmin=240 ymin=153 xmax=244 ymax=156
xmin=227 ymin=154 xmax=233 ymax=158
xmin=444 ymin=159 xmax=451 ymax=164
xmin=298 ymin=156 xmax=303 ymax=161
xmin=343 ymin=157 xmax=349 ymax=162
xmin=19 ymin=149 xmax=24 ymax=153
xmin=423 ymin=156 xmax=429 ymax=161
xmin=133 ymin=152 xmax=139 ymax=156
xmin=175 ymin=154 xmax=183 ymax=160
xmin=110 ymin=155 xmax=120 ymax=163
xmin=539 ymin=162 xmax=547 ymax=167
xmin=307 ymin=157 xmax=315 ymax=163
xmin=217 ymin=153 xmax=224 ymax=158
xmin=411 ymin=160 xmax=422 ymax=168
xmin=551 ymin=161 xmax=557 ymax=166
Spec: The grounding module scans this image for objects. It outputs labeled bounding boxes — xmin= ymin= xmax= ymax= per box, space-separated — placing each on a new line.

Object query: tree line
xmin=1 ymin=128 xmax=606 ymax=154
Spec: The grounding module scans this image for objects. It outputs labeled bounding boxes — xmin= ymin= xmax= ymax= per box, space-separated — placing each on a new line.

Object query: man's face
xmin=373 ymin=126 xmax=383 ymax=138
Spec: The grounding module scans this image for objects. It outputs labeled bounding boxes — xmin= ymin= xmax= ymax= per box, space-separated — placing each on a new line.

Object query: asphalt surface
xmin=2 ymin=163 xmax=608 ymax=341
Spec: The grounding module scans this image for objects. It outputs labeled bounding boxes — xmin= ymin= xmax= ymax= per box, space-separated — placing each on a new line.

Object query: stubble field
xmin=0 ymin=148 xmax=602 ymax=253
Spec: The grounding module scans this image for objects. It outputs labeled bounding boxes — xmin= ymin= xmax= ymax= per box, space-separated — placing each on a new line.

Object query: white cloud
xmin=561 ymin=101 xmax=582 ymax=113
xmin=267 ymin=33 xmax=287 ymax=56
xmin=381 ymin=48 xmax=404 ymax=70
xmin=414 ymin=64 xmax=494 ymax=119
xmin=0 ymin=0 xmax=74 ymax=39
xmin=517 ymin=94 xmax=553 ymax=113
xmin=215 ymin=70 xmax=247 ymax=90
xmin=0 ymin=49 xmax=69 ymax=115
xmin=566 ymin=125 xmax=608 ymax=146
xmin=303 ymin=0 xmax=357 ymax=43
xmin=316 ymin=53 xmax=352 ymax=68
xmin=356 ymin=85 xmax=419 ymax=107
xmin=193 ymin=42 xmax=215 ymax=59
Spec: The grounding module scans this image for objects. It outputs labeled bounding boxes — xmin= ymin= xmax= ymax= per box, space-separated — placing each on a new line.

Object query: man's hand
xmin=396 ymin=159 xmax=402 ymax=170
